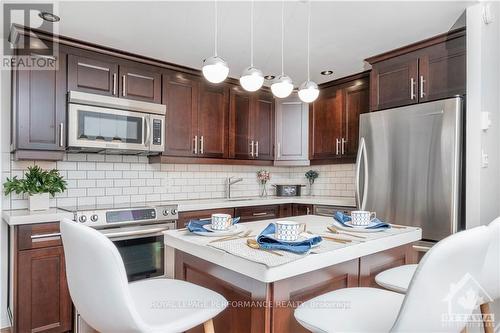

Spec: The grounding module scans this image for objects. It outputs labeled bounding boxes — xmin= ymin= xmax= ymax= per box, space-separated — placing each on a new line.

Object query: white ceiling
xmin=23 ymin=1 xmax=470 ymax=85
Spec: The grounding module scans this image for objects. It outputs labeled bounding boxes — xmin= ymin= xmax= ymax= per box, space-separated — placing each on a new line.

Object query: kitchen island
xmin=164 ymin=215 xmax=421 ymax=333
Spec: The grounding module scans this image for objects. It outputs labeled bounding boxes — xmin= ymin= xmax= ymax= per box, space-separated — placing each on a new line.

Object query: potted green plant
xmin=3 ymin=165 xmax=67 ymax=211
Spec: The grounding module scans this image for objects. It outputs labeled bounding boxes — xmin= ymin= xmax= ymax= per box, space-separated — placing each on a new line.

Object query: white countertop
xmin=2 ymin=196 xmax=354 ymax=226
xmin=164 ymin=215 xmax=422 ymax=283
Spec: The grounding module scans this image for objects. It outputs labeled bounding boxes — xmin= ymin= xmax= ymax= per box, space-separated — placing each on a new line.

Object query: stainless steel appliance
xmin=67 ymin=91 xmax=165 ymax=154
xmin=60 ymin=203 xmax=178 ymax=332
xmin=356 ymin=97 xmax=463 ymax=249
xmin=314 ymin=205 xmax=354 ymax=217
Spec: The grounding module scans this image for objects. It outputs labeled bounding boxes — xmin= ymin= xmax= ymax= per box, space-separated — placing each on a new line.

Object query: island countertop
xmin=164 ymin=215 xmax=422 ymax=283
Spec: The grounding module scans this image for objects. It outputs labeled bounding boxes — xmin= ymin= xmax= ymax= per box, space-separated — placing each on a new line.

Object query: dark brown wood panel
xmin=370 ymin=56 xmax=418 ymax=111
xmin=234 ymin=205 xmax=280 ymax=223
xmin=359 ymin=244 xmax=417 ymax=287
xmin=14 ymin=51 xmax=66 ymax=152
xmin=68 ymin=53 xmax=118 ymax=96
xmin=279 ymin=203 xmax=293 ymax=218
xmin=163 ymin=72 xmax=198 ymax=157
xmin=197 ymin=83 xmax=229 ymax=158
xmin=253 ymin=92 xmax=274 ymax=160
xmin=343 ymin=81 xmax=369 ymax=157
xmin=178 ymin=208 xmax=235 ymax=228
xmin=119 ymin=65 xmax=161 ymax=103
xmin=17 ymin=222 xmax=61 ymax=250
xmin=292 ymin=204 xmax=313 ymax=216
xmin=16 ymin=246 xmax=72 ymax=333
xmin=229 ymin=88 xmax=252 ymax=159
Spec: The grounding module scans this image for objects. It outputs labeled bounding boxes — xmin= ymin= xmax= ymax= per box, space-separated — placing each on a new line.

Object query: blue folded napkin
xmin=256 ymin=223 xmax=322 ymax=254
xmin=333 ymin=212 xmax=390 ymax=229
xmin=187 ymin=217 xmax=240 ymax=233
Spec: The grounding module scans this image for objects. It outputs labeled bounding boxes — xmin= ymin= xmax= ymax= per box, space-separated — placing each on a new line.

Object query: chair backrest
xmin=391 ymin=225 xmax=490 ymax=333
xmin=60 ymin=219 xmax=145 ymax=332
xmin=481 ymin=217 xmax=500 ymax=301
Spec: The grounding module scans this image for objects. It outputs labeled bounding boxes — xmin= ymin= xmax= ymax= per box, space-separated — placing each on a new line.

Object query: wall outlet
xmin=481 ymin=150 xmax=489 ymax=168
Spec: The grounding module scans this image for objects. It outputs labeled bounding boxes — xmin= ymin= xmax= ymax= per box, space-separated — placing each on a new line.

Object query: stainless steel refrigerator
xmin=356 ymin=97 xmax=463 ymax=248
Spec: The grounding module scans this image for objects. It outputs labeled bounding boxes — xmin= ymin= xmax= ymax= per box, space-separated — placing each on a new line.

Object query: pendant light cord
xmin=250 ymin=0 xmax=254 ymax=67
xmin=214 ymin=0 xmax=218 ymax=57
xmin=307 ymin=0 xmax=311 ymax=81
xmin=281 ymin=0 xmax=285 ymax=76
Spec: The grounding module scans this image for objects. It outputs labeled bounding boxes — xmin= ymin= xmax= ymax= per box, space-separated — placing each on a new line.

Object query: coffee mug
xmin=275 ymin=221 xmax=306 ymax=241
xmin=211 ymin=214 xmax=234 ymax=230
xmin=351 ymin=211 xmax=376 ymax=226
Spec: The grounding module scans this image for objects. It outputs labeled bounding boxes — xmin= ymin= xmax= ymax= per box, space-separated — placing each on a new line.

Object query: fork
xmin=209 ymin=230 xmax=251 ymax=243
xmin=327 ymin=225 xmax=366 ymax=239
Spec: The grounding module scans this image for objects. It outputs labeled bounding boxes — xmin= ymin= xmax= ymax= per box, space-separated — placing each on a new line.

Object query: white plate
xmin=192 ymin=224 xmax=244 ymax=237
xmin=260 ymin=232 xmax=321 ymax=247
xmin=333 ymin=221 xmax=388 ymax=233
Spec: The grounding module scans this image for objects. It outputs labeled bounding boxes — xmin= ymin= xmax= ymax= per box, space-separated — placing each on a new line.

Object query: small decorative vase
xmin=308 ymin=181 xmax=314 ymax=196
xmin=28 ymin=193 xmax=50 ymax=211
xmin=260 ymin=182 xmax=268 ymax=198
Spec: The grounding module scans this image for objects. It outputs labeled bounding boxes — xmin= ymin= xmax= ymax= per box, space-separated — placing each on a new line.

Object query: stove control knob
xmin=78 ymin=215 xmax=87 ymax=223
xmin=90 ymin=214 xmax=99 ymax=222
xmin=162 ymin=209 xmax=170 ymax=216
xmin=171 ymin=208 xmax=178 ymax=215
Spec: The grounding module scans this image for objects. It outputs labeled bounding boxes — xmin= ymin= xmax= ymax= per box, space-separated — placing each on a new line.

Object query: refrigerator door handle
xmin=355 ymin=137 xmax=368 ymax=210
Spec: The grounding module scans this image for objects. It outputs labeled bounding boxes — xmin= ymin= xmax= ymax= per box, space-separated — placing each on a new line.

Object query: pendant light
xmin=298 ymin=1 xmax=319 ymax=103
xmin=202 ymin=0 xmax=229 ymax=83
xmin=240 ymin=0 xmax=264 ymax=92
xmin=271 ymin=0 xmax=293 ymax=99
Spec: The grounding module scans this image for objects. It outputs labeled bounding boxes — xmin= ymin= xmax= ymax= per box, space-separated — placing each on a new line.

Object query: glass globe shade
xmin=240 ymin=67 xmax=264 ymax=92
xmin=298 ymin=80 xmax=320 ymax=103
xmin=271 ymin=75 xmax=294 ymax=98
xmin=202 ymin=56 xmax=229 ymax=83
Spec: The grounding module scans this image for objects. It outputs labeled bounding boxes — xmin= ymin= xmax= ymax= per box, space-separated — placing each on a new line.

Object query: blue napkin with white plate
xmin=333 ymin=211 xmax=390 ymax=229
xmin=187 ymin=217 xmax=240 ymax=233
xmin=256 ymin=223 xmax=322 ymax=254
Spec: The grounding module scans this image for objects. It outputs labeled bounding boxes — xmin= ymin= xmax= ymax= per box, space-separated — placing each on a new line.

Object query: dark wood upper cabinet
xmin=162 ymin=72 xmax=199 ymax=157
xmin=229 ymin=88 xmax=252 ymax=159
xmin=12 ymin=51 xmax=67 ymax=155
xmin=68 ymin=53 xmax=118 ymax=96
xmin=197 ymin=83 xmax=229 ymax=158
xmin=119 ymin=65 xmax=162 ymax=103
xmin=253 ymin=92 xmax=275 ymax=160
xmin=343 ymin=83 xmax=369 ymax=157
xmin=367 ymin=28 xmax=465 ymax=111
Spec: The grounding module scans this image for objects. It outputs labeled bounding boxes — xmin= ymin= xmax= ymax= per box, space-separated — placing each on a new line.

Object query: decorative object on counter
xmin=275 ymin=220 xmax=306 ymax=241
xmin=333 ymin=211 xmax=390 ymax=232
xmin=257 ymin=223 xmax=322 ymax=254
xmin=3 ymin=165 xmax=67 ymax=211
xmin=305 ymin=169 xmax=319 ymax=196
xmin=273 ymin=184 xmax=305 ymax=197
xmin=257 ymin=169 xmax=271 ymax=197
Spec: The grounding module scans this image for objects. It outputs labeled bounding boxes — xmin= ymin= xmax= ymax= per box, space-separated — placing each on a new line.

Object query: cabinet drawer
xmin=178 ymin=208 xmax=235 ymax=228
xmin=235 ymin=205 xmax=280 ymax=223
xmin=17 ymin=222 xmax=62 ymax=250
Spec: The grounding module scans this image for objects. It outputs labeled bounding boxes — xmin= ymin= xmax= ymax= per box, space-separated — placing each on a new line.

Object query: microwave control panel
xmin=152 ymin=119 xmax=162 ymax=145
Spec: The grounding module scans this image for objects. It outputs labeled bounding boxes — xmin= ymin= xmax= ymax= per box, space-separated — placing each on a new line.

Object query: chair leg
xmin=480 ymin=303 xmax=494 ymax=333
xmin=203 ymin=319 xmax=215 ymax=333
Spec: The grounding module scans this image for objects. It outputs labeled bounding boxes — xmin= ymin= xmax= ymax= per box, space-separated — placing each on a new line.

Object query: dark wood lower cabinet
xmin=175 ymin=244 xmax=414 ymax=333
xmin=234 ymin=205 xmax=281 ymax=223
xmin=291 ymin=204 xmax=313 ymax=216
xmin=178 ymin=208 xmax=235 ymax=228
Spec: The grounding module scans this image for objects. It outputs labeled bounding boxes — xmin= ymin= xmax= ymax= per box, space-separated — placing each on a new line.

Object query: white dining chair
xmin=60 ymin=218 xmax=227 ymax=333
xmin=294 ymin=225 xmax=490 ymax=333
xmin=375 ymin=218 xmax=500 ymax=331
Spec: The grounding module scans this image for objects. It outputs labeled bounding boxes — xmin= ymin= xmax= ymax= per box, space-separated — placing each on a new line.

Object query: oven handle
xmin=104 ymin=227 xmax=171 ymax=239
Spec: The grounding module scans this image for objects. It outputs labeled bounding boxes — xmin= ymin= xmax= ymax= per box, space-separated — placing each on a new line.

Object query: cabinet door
xmin=14 ymin=52 xmax=67 ymax=151
xmin=370 ymin=56 xmax=418 ymax=111
xmin=292 ymin=204 xmax=313 ymax=216
xmin=418 ymin=35 xmax=466 ymax=102
xmin=197 ymin=83 xmax=229 ymax=158
xmin=275 ymin=97 xmax=309 ymax=162
xmin=343 ymin=81 xmax=369 ymax=158
xmin=68 ymin=53 xmax=118 ymax=96
xmin=309 ymin=87 xmax=343 ymax=160
xmin=229 ymin=88 xmax=253 ymax=159
xmin=234 ymin=205 xmax=280 ymax=223
xmin=163 ymin=73 xmax=198 ymax=157
xmin=178 ymin=208 xmax=235 ymax=228
xmin=119 ymin=65 xmax=162 ymax=103
xmin=16 ymin=246 xmax=72 ymax=333
xmin=253 ymin=92 xmax=275 ymax=160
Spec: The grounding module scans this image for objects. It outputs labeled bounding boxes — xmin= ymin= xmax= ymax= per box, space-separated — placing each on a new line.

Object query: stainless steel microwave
xmin=67 ymin=91 xmax=165 ymax=154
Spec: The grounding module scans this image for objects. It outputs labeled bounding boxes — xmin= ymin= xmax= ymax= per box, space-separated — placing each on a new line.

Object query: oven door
xmin=100 ymin=223 xmax=172 ymax=282
xmin=68 ymin=103 xmax=151 ymax=152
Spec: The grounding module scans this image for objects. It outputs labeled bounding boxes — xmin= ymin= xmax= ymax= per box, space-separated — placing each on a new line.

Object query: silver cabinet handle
xmin=112 ymin=73 xmax=117 ymax=95
xmin=420 ymin=75 xmax=425 ymax=99
xmin=277 ymin=142 xmax=281 ymax=158
xmin=31 ymin=232 xmax=61 ymax=241
xmin=412 ymin=244 xmax=432 ymax=252
xmin=250 ymin=140 xmax=254 ymax=157
xmin=336 ymin=138 xmax=340 ymax=155
xmin=255 ymin=141 xmax=259 ymax=158
xmin=341 ymin=138 xmax=346 ymax=155
xmin=193 ymin=135 xmax=198 ymax=154
xmin=200 ymin=136 xmax=204 ymax=154
xmin=122 ymin=75 xmax=126 ymax=96
xmin=252 ymin=212 xmax=268 ymax=216
xmin=410 ymin=77 xmax=416 ymax=100
xmin=59 ymin=123 xmax=64 ymax=147
xmin=306 ymin=207 xmax=311 ymax=215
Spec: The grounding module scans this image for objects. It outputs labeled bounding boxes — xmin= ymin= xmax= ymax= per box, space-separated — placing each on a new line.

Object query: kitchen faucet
xmin=225 ymin=176 xmax=243 ymax=199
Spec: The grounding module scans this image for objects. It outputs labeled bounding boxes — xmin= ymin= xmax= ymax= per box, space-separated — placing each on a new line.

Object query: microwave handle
xmin=144 ymin=117 xmax=151 ymax=146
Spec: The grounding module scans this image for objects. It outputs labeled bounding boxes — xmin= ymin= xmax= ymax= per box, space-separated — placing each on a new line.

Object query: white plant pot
xmin=28 ymin=193 xmax=50 ymax=211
